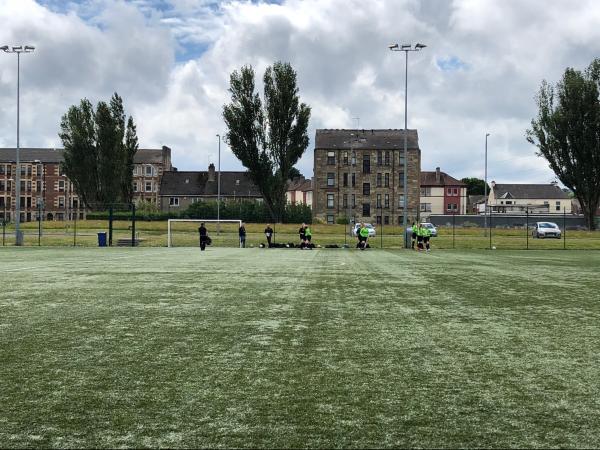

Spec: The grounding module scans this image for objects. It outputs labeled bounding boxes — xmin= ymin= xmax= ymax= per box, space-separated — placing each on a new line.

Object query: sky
xmin=1 ymin=0 xmax=599 ymax=185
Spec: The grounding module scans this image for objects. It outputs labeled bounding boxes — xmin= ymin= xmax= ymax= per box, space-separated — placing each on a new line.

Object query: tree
xmin=223 ymin=62 xmax=311 ymax=221
xmin=288 ymin=167 xmax=303 ymax=180
xmin=460 ymin=177 xmax=488 ymax=196
xmin=526 ymin=59 xmax=600 ymax=230
xmin=59 ymin=93 xmax=139 ymax=208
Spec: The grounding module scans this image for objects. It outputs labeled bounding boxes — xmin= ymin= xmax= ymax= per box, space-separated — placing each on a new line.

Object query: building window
xmin=398 ymin=195 xmax=405 ymax=208
xmin=399 ymin=175 xmax=404 ymax=187
xmin=377 ymin=173 xmax=382 ymax=187
xmin=0 ymin=180 xmax=5 ymax=192
xmin=0 ymin=165 xmax=4 ymax=175
xmin=384 ymin=215 xmax=390 ymax=225
xmin=362 ymin=203 xmax=370 ymax=217
xmin=343 ymin=173 xmax=348 ymax=187
xmin=420 ymin=203 xmax=432 ymax=212
xmin=327 ymin=214 xmax=334 ymax=224
xmin=376 ymin=194 xmax=382 ymax=208
xmin=420 ymin=187 xmax=431 ymax=196
xmin=145 ymin=165 xmax=154 ymax=176
xmin=58 ymin=180 xmax=65 ymax=192
xmin=133 ymin=182 xmax=138 ymax=192
xmin=376 ymin=215 xmax=382 ymax=224
xmin=145 ymin=181 xmax=152 ymax=192
xmin=327 ymin=151 xmax=336 ymax=165
xmin=351 ymin=173 xmax=356 ymax=187
xmin=453 ymin=188 xmax=458 ymax=196
xmin=352 ymin=194 xmax=356 ymax=208
xmin=447 ymin=187 xmax=452 ymax=196
xmin=363 ymin=153 xmax=370 ymax=174
xmin=327 ymin=193 xmax=334 ymax=208
xmin=58 ymin=196 xmax=65 ymax=208
xmin=363 ymin=183 xmax=370 ymax=195
xmin=556 ymin=201 xmax=561 ymax=211
xmin=384 ymin=194 xmax=389 ymax=208
xmin=385 ymin=151 xmax=390 ymax=166
xmin=351 ymin=151 xmax=356 ymax=165
xmin=169 ymin=197 xmax=179 ymax=206
xmin=343 ymin=194 xmax=348 ymax=208
xmin=447 ymin=203 xmax=457 ymax=212
xmin=399 ymin=154 xmax=405 ymax=166
xmin=377 ymin=150 xmax=383 ymax=166
xmin=327 ymin=172 xmax=335 ymax=187
xmin=384 ymin=173 xmax=389 ymax=188
xmin=343 ymin=151 xmax=349 ymax=165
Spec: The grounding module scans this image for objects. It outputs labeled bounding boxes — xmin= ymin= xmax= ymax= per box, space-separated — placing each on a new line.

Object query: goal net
xmin=167 ymin=219 xmax=242 ymax=247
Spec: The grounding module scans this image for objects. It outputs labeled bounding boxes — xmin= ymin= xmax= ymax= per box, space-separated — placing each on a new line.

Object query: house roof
xmin=159 ymin=170 xmax=262 ymax=197
xmin=287 ymin=176 xmax=313 ymax=192
xmin=315 ymin=129 xmax=419 ymax=150
xmin=420 ymin=170 xmax=465 ymax=186
xmin=492 ymin=183 xmax=570 ymax=200
xmin=468 ymin=195 xmax=486 ymax=205
xmin=0 ymin=147 xmax=167 ymax=164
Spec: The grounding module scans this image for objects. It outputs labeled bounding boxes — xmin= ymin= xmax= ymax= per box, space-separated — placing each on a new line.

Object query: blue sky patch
xmin=436 ymin=56 xmax=468 ymax=72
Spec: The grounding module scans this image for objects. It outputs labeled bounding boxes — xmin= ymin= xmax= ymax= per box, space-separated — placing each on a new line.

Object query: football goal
xmin=167 ymin=219 xmax=242 ymax=247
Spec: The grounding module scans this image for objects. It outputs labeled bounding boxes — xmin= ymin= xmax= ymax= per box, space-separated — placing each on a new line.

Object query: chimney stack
xmin=208 ymin=163 xmax=216 ymax=182
xmin=435 ymin=167 xmax=441 ymax=183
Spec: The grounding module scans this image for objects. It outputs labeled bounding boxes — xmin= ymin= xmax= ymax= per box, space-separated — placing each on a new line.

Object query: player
xmin=416 ymin=223 xmax=424 ymax=252
xmin=304 ymin=225 xmax=313 ymax=249
xmin=411 ymin=222 xmax=418 ymax=250
xmin=299 ymin=223 xmax=306 ymax=248
xmin=359 ymin=223 xmax=369 ymax=250
xmin=198 ymin=222 xmax=208 ymax=251
xmin=264 ymin=224 xmax=273 ymax=248
xmin=239 ymin=222 xmax=246 ymax=248
xmin=422 ymin=224 xmax=431 ymax=252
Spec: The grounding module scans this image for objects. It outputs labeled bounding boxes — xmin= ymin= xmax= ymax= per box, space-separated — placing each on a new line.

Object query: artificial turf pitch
xmin=1 ymin=247 xmax=599 ymax=448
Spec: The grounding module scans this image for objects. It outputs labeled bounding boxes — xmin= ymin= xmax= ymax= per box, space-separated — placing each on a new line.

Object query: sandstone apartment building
xmin=312 ymin=129 xmax=421 ymax=225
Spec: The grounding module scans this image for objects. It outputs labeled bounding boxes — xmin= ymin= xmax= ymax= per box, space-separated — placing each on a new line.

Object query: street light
xmin=484 ymin=133 xmax=490 ymax=234
xmin=2 ymin=44 xmax=35 ymax=245
xmin=216 ymin=134 xmax=221 ymax=235
xmin=389 ymin=42 xmax=426 ymax=248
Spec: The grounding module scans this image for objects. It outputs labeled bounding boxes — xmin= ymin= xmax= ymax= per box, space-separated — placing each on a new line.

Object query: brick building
xmin=312 ymin=129 xmax=421 ymax=225
xmin=0 ymin=146 xmax=172 ymax=222
xmin=158 ymin=163 xmax=262 ymax=212
xmin=286 ymin=176 xmax=313 ymax=207
xmin=420 ymin=168 xmax=467 ymax=216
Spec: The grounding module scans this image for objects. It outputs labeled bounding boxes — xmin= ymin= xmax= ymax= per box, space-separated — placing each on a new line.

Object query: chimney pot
xmin=435 ymin=167 xmax=441 ymax=183
xmin=208 ymin=163 xmax=216 ymax=182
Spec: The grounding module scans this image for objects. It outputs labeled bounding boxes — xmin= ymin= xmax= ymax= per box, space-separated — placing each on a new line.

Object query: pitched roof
xmin=315 ymin=129 xmax=419 ymax=150
xmin=159 ymin=170 xmax=262 ymax=197
xmin=492 ymin=183 xmax=570 ymax=200
xmin=0 ymin=147 xmax=167 ymax=164
xmin=420 ymin=170 xmax=465 ymax=186
xmin=286 ymin=176 xmax=313 ymax=192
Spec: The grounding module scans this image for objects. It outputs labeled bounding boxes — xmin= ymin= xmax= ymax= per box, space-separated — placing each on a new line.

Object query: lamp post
xmin=389 ymin=42 xmax=426 ymax=248
xmin=484 ymin=133 xmax=490 ymax=235
xmin=2 ymin=44 xmax=35 ymax=245
xmin=216 ymin=134 xmax=221 ymax=235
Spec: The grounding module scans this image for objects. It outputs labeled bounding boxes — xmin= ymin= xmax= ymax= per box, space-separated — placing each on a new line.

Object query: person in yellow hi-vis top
xmin=411 ymin=222 xmax=418 ymax=250
xmin=416 ymin=223 xmax=425 ymax=251
xmin=422 ymin=224 xmax=432 ymax=252
xmin=359 ymin=223 xmax=370 ymax=250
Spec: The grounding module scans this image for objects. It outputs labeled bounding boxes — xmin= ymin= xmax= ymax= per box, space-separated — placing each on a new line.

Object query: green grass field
xmin=1 ymin=247 xmax=600 ymax=448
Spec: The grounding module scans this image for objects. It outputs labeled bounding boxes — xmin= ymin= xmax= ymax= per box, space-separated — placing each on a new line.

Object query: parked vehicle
xmin=420 ymin=222 xmax=438 ymax=237
xmin=532 ymin=222 xmax=562 ymax=239
xmin=352 ymin=223 xmax=376 ymax=237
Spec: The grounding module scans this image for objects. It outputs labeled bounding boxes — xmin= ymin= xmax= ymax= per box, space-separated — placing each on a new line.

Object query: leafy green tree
xmin=59 ymin=93 xmax=138 ymax=208
xmin=460 ymin=177 xmax=488 ymax=196
xmin=526 ymin=59 xmax=600 ymax=230
xmin=223 ymin=62 xmax=311 ymax=221
xmin=288 ymin=167 xmax=303 ymax=180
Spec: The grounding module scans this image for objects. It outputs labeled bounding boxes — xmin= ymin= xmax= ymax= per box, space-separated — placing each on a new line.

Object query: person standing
xmin=359 ymin=223 xmax=369 ymax=250
xmin=411 ymin=222 xmax=418 ymax=250
xmin=239 ymin=222 xmax=246 ymax=248
xmin=416 ymin=223 xmax=424 ymax=252
xmin=264 ymin=224 xmax=273 ymax=248
xmin=299 ymin=223 xmax=306 ymax=248
xmin=198 ymin=222 xmax=208 ymax=251
xmin=422 ymin=224 xmax=431 ymax=252
xmin=304 ymin=224 xmax=313 ymax=249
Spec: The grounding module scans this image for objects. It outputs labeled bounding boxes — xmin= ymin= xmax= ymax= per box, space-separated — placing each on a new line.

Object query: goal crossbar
xmin=167 ymin=219 xmax=242 ymax=247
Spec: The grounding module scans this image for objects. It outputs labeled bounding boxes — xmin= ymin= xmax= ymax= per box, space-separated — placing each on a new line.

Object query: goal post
xmin=167 ymin=219 xmax=242 ymax=247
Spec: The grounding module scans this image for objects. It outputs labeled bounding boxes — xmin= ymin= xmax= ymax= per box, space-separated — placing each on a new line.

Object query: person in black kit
xmin=198 ymin=222 xmax=208 ymax=251
xmin=264 ymin=224 xmax=273 ymax=247
xmin=239 ymin=222 xmax=246 ymax=248
xmin=299 ymin=223 xmax=306 ymax=248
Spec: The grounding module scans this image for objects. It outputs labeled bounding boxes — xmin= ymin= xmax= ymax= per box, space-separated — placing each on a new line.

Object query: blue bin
xmin=97 ymin=232 xmax=107 ymax=247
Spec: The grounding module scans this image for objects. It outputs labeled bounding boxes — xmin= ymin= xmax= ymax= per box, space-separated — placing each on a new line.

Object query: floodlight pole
xmin=216 ymin=134 xmax=221 ymax=235
xmin=389 ymin=43 xmax=426 ymax=248
xmin=2 ymin=45 xmax=35 ymax=245
xmin=484 ymin=133 xmax=490 ymax=236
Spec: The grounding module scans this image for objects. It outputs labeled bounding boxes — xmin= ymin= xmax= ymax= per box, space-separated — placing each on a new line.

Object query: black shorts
xmin=412 ymin=232 xmax=417 ymax=239
xmin=424 ymin=236 xmax=430 ymax=243
xmin=417 ymin=235 xmax=423 ymax=242
xmin=299 ymin=234 xmax=305 ymax=241
xmin=306 ymin=235 xmax=312 ymax=242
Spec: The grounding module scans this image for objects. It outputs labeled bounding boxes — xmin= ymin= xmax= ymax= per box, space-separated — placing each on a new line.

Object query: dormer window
xmin=236 ymin=180 xmax=240 ymax=186
xmin=185 ymin=178 xmax=190 ymax=184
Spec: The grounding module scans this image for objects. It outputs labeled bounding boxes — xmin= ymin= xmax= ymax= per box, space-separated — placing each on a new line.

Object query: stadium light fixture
xmin=484 ymin=133 xmax=490 ymax=235
xmin=1 ymin=44 xmax=35 ymax=245
xmin=389 ymin=41 xmax=427 ymax=248
xmin=216 ymin=134 xmax=221 ymax=235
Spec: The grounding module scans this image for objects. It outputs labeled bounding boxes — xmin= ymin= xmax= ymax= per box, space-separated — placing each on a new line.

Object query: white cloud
xmin=1 ymin=0 xmax=599 ymax=184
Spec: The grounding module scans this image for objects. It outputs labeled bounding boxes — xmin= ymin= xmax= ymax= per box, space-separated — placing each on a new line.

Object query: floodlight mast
xmin=388 ymin=42 xmax=426 ymax=248
xmin=2 ymin=44 xmax=36 ymax=245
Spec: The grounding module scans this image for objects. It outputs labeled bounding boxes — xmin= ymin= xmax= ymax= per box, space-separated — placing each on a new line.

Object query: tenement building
xmin=0 ymin=146 xmax=172 ymax=222
xmin=313 ymin=129 xmax=421 ymax=225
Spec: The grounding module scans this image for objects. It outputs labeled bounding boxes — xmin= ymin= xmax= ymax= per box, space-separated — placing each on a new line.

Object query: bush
xmin=336 ymin=216 xmax=349 ymax=225
xmin=183 ymin=200 xmax=311 ymax=224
